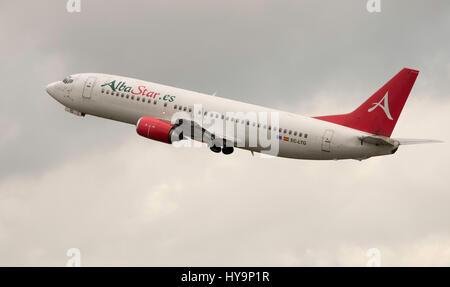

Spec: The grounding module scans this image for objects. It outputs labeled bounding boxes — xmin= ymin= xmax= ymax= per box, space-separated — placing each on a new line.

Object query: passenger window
xmin=288 ymin=130 xmax=292 ymax=135
xmin=188 ymin=108 xmax=192 ymax=113
xmin=304 ymin=134 xmax=308 ymax=138
xmin=174 ymin=105 xmax=177 ymax=109
xmin=154 ymin=101 xmax=157 ymax=105
xmin=164 ymin=102 xmax=168 ymax=107
xmin=142 ymin=98 xmax=145 ymax=102
xmin=299 ymin=133 xmax=302 ymax=137
xmin=101 ymin=89 xmax=105 ymax=93
xmin=131 ymin=96 xmax=134 ymax=100
xmin=221 ymin=115 xmax=225 ymax=119
xmin=137 ymin=97 xmax=140 ymax=101
xmin=106 ymin=90 xmax=109 ymax=95
xmin=279 ymin=128 xmax=282 ymax=133
xmin=294 ymin=131 xmax=297 ymax=136
xmin=179 ymin=106 xmax=182 ymax=110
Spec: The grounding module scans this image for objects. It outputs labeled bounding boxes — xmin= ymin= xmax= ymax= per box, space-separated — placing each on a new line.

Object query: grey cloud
xmin=0 ymin=95 xmax=449 ymax=266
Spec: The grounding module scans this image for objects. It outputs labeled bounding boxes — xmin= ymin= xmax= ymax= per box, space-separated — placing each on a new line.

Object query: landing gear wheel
xmin=210 ymin=146 xmax=222 ymax=153
xmin=222 ymin=147 xmax=234 ymax=155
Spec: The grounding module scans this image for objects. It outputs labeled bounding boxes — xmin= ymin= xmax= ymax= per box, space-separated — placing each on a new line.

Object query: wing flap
xmin=175 ymin=118 xmax=242 ymax=147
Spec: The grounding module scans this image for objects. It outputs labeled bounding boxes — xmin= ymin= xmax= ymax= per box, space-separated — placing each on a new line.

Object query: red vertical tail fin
xmin=314 ymin=68 xmax=419 ymax=137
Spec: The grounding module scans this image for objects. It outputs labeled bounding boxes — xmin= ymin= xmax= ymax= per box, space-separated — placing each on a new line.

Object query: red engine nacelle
xmin=136 ymin=117 xmax=183 ymax=144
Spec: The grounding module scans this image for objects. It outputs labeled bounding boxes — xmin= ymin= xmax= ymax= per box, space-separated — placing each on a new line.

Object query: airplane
xmin=46 ymin=68 xmax=440 ymax=161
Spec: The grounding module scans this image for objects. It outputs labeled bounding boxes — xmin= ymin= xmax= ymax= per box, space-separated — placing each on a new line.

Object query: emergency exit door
xmin=321 ymin=129 xmax=334 ymax=152
xmin=82 ymin=76 xmax=97 ymax=99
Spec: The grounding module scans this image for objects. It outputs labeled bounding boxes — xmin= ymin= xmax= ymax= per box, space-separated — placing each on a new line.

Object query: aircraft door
xmin=82 ymin=76 xmax=97 ymax=99
xmin=321 ymin=129 xmax=334 ymax=152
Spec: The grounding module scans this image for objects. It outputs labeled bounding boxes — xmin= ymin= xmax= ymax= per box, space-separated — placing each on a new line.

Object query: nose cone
xmin=46 ymin=82 xmax=59 ymax=99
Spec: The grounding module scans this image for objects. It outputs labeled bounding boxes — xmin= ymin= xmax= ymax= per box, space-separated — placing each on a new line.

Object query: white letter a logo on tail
xmin=368 ymin=91 xmax=393 ymax=120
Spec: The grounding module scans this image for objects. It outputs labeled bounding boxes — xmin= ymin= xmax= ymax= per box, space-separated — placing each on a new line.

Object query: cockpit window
xmin=62 ymin=76 xmax=73 ymax=84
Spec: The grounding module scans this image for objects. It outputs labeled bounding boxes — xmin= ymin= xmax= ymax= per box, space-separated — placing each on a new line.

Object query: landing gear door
xmin=321 ymin=129 xmax=334 ymax=152
xmin=82 ymin=76 xmax=97 ymax=99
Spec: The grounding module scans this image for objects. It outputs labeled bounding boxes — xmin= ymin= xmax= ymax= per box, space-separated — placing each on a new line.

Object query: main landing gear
xmin=209 ymin=145 xmax=234 ymax=155
xmin=222 ymin=146 xmax=234 ymax=155
xmin=208 ymin=134 xmax=234 ymax=155
xmin=210 ymin=146 xmax=222 ymax=153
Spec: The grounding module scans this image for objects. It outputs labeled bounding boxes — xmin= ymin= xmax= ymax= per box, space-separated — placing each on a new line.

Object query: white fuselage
xmin=46 ymin=73 xmax=395 ymax=160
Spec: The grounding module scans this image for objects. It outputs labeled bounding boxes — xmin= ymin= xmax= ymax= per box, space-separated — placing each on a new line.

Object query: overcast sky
xmin=0 ymin=0 xmax=449 ymax=266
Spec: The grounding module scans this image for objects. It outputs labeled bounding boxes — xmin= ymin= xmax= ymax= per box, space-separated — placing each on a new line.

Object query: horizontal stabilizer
xmin=359 ymin=135 xmax=399 ymax=146
xmin=395 ymin=138 xmax=443 ymax=145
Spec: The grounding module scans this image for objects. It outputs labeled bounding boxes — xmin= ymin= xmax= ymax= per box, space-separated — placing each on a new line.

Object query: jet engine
xmin=136 ymin=117 xmax=183 ymax=144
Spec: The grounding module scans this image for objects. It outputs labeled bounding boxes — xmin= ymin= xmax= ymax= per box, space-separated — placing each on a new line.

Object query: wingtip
xmin=396 ymin=138 xmax=444 ymax=145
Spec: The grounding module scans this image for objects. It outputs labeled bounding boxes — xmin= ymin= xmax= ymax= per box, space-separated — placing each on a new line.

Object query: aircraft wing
xmin=174 ymin=118 xmax=242 ymax=147
xmin=359 ymin=135 xmax=399 ymax=146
